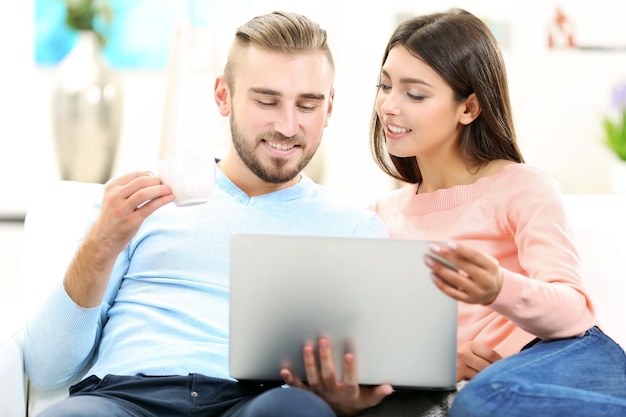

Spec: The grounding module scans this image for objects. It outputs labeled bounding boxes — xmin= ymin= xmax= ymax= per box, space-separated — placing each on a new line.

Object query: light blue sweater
xmin=24 ymin=171 xmax=389 ymax=389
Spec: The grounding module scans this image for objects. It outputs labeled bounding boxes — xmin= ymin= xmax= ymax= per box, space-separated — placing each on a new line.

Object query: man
xmin=24 ymin=11 xmax=392 ymax=417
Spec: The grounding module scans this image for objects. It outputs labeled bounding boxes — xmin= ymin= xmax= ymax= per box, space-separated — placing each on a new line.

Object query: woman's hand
xmin=425 ymin=241 xmax=503 ymax=305
xmin=456 ymin=341 xmax=502 ymax=381
xmin=280 ymin=337 xmax=393 ymax=416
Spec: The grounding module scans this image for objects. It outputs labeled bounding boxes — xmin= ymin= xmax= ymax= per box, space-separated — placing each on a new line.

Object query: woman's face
xmin=375 ymin=45 xmax=467 ymax=160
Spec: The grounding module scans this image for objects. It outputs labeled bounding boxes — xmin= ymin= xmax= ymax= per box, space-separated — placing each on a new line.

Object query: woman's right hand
xmin=425 ymin=241 xmax=504 ymax=305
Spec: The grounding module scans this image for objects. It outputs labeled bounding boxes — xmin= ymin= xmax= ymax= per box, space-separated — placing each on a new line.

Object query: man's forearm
xmin=63 ymin=230 xmax=120 ymax=308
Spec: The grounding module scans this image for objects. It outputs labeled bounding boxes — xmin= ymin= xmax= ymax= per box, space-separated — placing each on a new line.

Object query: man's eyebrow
xmin=250 ymin=87 xmax=280 ymax=96
xmin=380 ymin=69 xmax=433 ymax=88
xmin=299 ymin=92 xmax=326 ymax=101
xmin=249 ymin=88 xmax=326 ymax=101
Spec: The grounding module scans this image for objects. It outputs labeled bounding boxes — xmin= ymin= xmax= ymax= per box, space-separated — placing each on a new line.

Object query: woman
xmin=368 ymin=8 xmax=626 ymax=417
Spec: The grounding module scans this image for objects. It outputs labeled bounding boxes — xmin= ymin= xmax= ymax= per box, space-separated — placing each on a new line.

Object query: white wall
xmin=1 ymin=0 xmax=625 ymax=216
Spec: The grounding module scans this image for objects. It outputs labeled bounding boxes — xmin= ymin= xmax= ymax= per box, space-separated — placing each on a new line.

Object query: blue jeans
xmin=450 ymin=327 xmax=626 ymax=417
xmin=39 ymin=374 xmax=335 ymax=417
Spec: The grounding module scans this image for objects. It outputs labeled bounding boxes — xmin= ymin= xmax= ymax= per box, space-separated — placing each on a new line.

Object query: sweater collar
xmin=401 ymin=163 xmax=520 ymax=215
xmin=216 ymin=168 xmax=314 ymax=205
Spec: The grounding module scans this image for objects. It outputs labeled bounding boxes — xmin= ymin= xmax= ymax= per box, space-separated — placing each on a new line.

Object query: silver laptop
xmin=229 ymin=234 xmax=458 ymax=390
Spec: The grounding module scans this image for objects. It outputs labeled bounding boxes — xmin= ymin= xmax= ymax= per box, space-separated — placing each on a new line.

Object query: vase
xmin=51 ymin=31 xmax=123 ymax=184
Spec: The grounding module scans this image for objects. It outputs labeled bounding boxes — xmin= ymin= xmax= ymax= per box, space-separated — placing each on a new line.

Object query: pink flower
xmin=604 ymin=83 xmax=626 ymax=161
xmin=611 ymin=83 xmax=626 ymax=110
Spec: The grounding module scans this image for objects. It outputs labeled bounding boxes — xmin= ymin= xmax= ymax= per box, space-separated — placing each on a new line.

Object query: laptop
xmin=229 ymin=234 xmax=458 ymax=390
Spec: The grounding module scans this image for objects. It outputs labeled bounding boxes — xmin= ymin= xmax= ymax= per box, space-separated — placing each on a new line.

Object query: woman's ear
xmin=459 ymin=93 xmax=481 ymax=125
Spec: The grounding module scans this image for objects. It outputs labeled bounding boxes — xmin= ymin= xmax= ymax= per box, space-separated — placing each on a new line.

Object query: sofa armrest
xmin=14 ymin=180 xmax=105 ymax=416
xmin=0 ymin=330 xmax=27 ymax=417
xmin=19 ymin=180 xmax=104 ymax=317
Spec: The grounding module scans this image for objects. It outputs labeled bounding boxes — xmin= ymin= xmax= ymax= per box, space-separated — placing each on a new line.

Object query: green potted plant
xmin=63 ymin=0 xmax=114 ymax=46
xmin=603 ymin=83 xmax=626 ymax=162
xmin=604 ymin=82 xmax=626 ymax=193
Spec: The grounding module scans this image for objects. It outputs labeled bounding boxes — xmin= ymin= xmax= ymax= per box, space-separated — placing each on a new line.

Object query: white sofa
xmin=1 ymin=180 xmax=626 ymax=416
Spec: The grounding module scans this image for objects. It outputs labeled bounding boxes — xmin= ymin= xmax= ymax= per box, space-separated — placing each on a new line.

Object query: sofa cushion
xmin=564 ymin=194 xmax=626 ymax=348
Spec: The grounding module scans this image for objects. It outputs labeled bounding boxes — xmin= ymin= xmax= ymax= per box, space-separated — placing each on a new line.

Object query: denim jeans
xmin=39 ymin=373 xmax=335 ymax=417
xmin=450 ymin=326 xmax=626 ymax=417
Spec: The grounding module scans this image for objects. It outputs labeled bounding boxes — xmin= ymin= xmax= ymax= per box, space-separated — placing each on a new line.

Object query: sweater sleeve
xmin=23 ymin=251 xmax=128 ymax=390
xmin=488 ymin=171 xmax=596 ymax=340
xmin=24 ymin=285 xmax=102 ymax=389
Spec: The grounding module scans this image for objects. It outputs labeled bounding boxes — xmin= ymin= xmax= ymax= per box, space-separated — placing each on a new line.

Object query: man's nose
xmin=274 ymin=107 xmax=298 ymax=138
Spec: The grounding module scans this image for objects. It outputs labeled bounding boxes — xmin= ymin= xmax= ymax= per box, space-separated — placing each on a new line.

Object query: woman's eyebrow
xmin=380 ymin=68 xmax=433 ymax=88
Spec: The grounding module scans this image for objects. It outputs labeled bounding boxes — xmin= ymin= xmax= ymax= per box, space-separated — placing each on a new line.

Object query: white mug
xmin=157 ymin=147 xmax=216 ymax=207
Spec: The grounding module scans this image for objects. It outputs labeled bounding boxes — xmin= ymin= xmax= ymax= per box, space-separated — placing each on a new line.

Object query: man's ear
xmin=214 ymin=76 xmax=231 ymax=117
xmin=323 ymin=88 xmax=335 ymax=128
xmin=459 ymin=93 xmax=481 ymax=125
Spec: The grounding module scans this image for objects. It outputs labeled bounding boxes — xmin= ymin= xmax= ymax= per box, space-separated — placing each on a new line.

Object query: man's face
xmin=217 ymin=45 xmax=334 ymax=184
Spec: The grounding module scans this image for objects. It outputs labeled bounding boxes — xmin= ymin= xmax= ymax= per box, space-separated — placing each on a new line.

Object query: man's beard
xmin=229 ymin=115 xmax=319 ymax=184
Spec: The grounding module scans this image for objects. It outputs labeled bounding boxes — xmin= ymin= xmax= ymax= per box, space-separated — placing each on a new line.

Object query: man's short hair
xmin=223 ymin=11 xmax=335 ymax=91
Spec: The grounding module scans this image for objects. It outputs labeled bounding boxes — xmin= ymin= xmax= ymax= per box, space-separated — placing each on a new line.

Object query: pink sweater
xmin=370 ymin=164 xmax=596 ymax=357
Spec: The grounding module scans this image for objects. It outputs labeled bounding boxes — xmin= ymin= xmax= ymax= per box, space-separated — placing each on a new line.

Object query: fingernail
xmin=447 ymin=241 xmax=458 ymax=250
xmin=429 ymin=243 xmax=441 ymax=253
xmin=424 ymin=255 xmax=435 ymax=267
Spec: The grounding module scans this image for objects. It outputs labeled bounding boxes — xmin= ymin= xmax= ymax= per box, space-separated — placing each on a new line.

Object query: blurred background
xmin=2 ymin=0 xmax=626 ymax=213
xmin=0 ymin=0 xmax=625 ymax=311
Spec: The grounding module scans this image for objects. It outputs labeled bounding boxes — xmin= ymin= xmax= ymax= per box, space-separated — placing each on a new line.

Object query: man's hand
xmin=456 ymin=341 xmax=502 ymax=382
xmin=280 ymin=338 xmax=393 ymax=416
xmin=92 ymin=172 xmax=175 ymax=255
xmin=63 ymin=172 xmax=174 ymax=308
